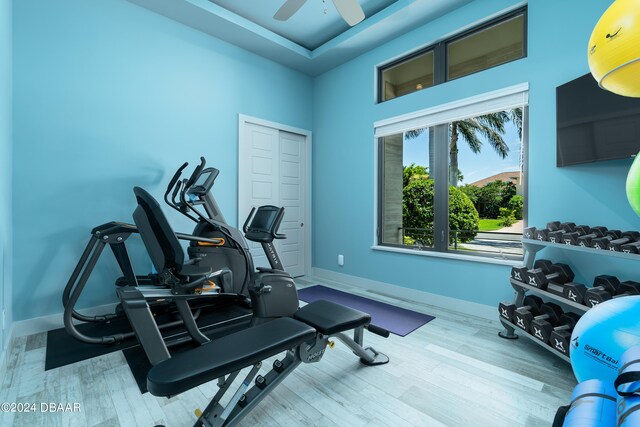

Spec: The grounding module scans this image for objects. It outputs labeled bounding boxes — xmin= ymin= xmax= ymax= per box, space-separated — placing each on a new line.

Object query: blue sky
xmin=403 ymin=120 xmax=522 ymax=185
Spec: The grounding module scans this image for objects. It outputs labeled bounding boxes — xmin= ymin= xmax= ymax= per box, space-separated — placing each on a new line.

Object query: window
xmin=376 ymin=86 xmax=528 ymax=260
xmin=378 ymin=7 xmax=527 ymax=103
xmin=380 ymin=51 xmax=435 ymax=102
xmin=447 ymin=14 xmax=525 ymax=81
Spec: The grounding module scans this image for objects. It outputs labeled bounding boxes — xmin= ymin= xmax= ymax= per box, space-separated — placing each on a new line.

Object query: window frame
xmin=377 ymin=6 xmax=527 ymax=103
xmin=374 ymin=85 xmax=529 ymax=262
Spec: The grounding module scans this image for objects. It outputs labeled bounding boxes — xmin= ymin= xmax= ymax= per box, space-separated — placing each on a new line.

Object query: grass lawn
xmin=478 ymin=218 xmax=502 ymax=231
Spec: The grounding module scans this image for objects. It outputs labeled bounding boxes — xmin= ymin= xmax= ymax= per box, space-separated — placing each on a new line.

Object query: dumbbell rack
xmin=497 ymin=238 xmax=637 ymax=362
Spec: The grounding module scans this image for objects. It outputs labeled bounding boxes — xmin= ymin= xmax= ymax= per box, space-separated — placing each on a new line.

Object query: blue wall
xmin=312 ymin=0 xmax=638 ymax=307
xmin=11 ymin=0 xmax=640 ymax=321
xmin=12 ymin=0 xmax=313 ymax=320
xmin=1 ymin=0 xmax=12 ymax=348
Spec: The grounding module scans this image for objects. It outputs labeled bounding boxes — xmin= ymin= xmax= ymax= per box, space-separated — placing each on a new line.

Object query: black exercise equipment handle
xmin=242 ymin=206 xmax=287 ymax=242
xmin=366 ymin=324 xmax=390 ymax=338
xmin=165 ymin=161 xmax=189 ymax=201
xmin=242 ymin=207 xmax=256 ymax=234
xmin=185 ymin=156 xmax=206 ymax=189
xmin=171 ymin=179 xmax=183 ymax=207
xmin=203 ymin=167 xmax=220 ymax=186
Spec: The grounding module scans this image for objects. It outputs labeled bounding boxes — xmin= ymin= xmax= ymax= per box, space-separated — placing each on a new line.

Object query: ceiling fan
xmin=274 ymin=0 xmax=365 ymax=26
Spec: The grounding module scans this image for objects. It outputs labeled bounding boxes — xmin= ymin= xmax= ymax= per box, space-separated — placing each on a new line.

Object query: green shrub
xmin=403 ymin=235 xmax=416 ymax=246
xmin=402 ymin=179 xmax=435 ymax=245
xmin=459 ymin=184 xmax=480 ymax=205
xmin=402 ymin=179 xmax=479 ymax=244
xmin=508 ymin=195 xmax=524 ymax=220
xmin=449 ymin=186 xmax=480 ymax=243
xmin=497 ymin=207 xmax=516 ymax=227
xmin=461 ymin=180 xmax=518 ymax=218
xmin=403 ymin=163 xmax=429 ymax=188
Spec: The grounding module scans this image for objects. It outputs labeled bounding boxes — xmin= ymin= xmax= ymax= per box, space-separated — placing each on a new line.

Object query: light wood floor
xmin=0 ymin=277 xmax=576 ymax=426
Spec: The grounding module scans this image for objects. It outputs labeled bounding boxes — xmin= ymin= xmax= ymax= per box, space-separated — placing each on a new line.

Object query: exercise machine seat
xmin=147 ymin=317 xmax=316 ymax=397
xmin=133 ymin=186 xmax=212 ymax=280
xmin=294 ymin=300 xmax=371 ymax=336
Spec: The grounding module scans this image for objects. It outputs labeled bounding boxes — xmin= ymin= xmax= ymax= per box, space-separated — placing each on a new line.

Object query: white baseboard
xmin=311 ymin=268 xmax=496 ymax=321
xmin=12 ymin=302 xmax=119 ymax=338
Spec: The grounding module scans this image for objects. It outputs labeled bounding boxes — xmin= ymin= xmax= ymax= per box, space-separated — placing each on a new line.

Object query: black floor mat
xmin=45 ymin=302 xmax=252 ymax=371
xmin=124 ymin=317 xmax=251 ymax=393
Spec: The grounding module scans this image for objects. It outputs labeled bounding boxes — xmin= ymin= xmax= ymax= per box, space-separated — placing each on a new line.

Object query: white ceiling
xmin=128 ymin=0 xmax=475 ymax=76
xmin=209 ymin=0 xmax=398 ymax=50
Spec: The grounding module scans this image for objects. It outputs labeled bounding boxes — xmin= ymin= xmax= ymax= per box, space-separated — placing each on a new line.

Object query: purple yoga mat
xmin=297 ymin=285 xmax=435 ymax=337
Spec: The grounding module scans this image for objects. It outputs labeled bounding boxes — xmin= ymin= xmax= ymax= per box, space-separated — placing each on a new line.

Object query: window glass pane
xmin=381 ymin=51 xmax=434 ymax=102
xmin=380 ymin=128 xmax=434 ymax=248
xmin=447 ymin=14 xmax=525 ymax=81
xmin=448 ymin=107 xmax=525 ymax=258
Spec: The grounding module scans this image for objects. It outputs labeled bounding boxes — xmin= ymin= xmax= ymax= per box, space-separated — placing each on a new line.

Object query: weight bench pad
xmin=294 ymin=300 xmax=370 ymax=336
xmin=147 ymin=317 xmax=316 ymax=397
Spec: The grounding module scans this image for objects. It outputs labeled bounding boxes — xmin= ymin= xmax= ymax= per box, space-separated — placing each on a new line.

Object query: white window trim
xmin=371 ymin=245 xmax=520 ymax=266
xmin=374 ymin=83 xmax=529 ymax=137
xmin=373 ymin=83 xmax=529 ymax=264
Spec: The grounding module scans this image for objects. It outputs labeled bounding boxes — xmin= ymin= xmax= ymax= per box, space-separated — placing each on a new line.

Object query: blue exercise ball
xmin=570 ymin=296 xmax=640 ymax=383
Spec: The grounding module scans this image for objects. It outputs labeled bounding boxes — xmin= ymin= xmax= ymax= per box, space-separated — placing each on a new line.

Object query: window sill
xmin=371 ymin=245 xmax=521 ymax=266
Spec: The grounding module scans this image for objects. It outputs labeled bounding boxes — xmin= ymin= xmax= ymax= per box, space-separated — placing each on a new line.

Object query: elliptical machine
xmin=163 ymin=158 xmax=254 ymax=297
xmin=62 ymin=159 xmax=254 ymax=347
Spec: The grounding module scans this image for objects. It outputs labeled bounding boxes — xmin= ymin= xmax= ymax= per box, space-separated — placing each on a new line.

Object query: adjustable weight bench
xmin=294 ymin=299 xmax=389 ymax=365
xmin=148 ymin=302 xmax=389 ymax=426
xmin=149 ymin=317 xmax=317 ymax=427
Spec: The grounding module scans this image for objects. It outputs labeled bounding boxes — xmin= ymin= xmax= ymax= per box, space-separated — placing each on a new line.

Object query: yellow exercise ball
xmin=588 ymin=0 xmax=640 ymax=98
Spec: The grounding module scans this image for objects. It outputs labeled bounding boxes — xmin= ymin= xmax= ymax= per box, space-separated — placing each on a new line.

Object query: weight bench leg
xmin=334 ymin=331 xmax=389 ymax=366
xmin=196 ymin=351 xmax=302 ymax=427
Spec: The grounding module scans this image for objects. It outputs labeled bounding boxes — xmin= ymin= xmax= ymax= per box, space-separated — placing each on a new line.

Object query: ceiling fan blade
xmin=274 ymin=0 xmax=308 ymax=21
xmin=332 ymin=0 xmax=365 ymax=26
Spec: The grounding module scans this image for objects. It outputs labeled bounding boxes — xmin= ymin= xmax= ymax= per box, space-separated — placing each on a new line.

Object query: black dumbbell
xmin=535 ymin=221 xmax=569 ymax=241
xmin=525 ymin=260 xmax=575 ymax=290
xmin=498 ymin=295 xmax=543 ymax=323
xmin=563 ymin=282 xmax=589 ymax=305
xmin=512 ymin=298 xmax=548 ymax=331
xmin=609 ymin=231 xmax=640 ymax=252
xmin=510 ymin=265 xmax=529 ymax=282
xmin=621 ymin=238 xmax=640 ymax=254
xmin=511 ymin=259 xmax=552 ymax=283
xmin=591 ymin=230 xmax=623 ymax=250
xmin=561 ymin=225 xmax=592 ymax=245
xmin=547 ymin=222 xmax=577 ymax=244
xmin=523 ymin=227 xmax=537 ymax=240
xmin=584 ymin=275 xmax=621 ymax=307
xmin=516 ymin=302 xmax=563 ymax=334
xmin=614 ymin=281 xmax=640 ymax=298
xmin=549 ymin=312 xmax=582 ymax=355
xmin=576 ymin=226 xmax=609 ymax=247
xmin=531 ymin=307 xmax=574 ymax=343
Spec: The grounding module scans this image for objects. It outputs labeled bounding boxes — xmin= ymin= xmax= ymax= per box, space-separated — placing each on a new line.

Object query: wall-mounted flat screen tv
xmin=556 ymin=73 xmax=640 ymax=167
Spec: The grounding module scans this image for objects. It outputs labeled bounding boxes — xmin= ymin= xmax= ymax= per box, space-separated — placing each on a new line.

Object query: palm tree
xmin=405 ymin=108 xmax=523 ymax=187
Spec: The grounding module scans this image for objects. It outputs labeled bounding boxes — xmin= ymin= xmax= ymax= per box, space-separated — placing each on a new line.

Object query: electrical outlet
xmin=338 ymin=254 xmax=344 ymax=266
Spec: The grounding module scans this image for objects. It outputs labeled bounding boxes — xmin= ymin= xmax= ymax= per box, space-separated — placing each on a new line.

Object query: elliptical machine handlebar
xmin=185 ymin=156 xmax=206 ymax=189
xmin=165 ymin=161 xmax=188 ymax=203
xmin=164 ymin=162 xmax=199 ymax=222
